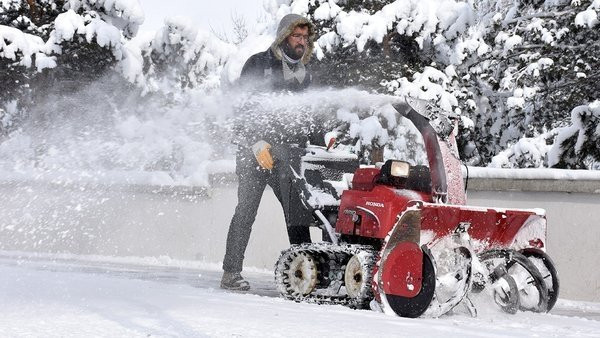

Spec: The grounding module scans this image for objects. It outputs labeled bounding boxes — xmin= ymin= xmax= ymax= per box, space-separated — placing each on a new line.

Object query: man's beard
xmin=283 ymin=41 xmax=304 ymax=60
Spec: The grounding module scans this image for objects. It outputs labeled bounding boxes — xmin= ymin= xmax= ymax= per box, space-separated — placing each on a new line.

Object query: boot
xmin=220 ymin=271 xmax=250 ymax=291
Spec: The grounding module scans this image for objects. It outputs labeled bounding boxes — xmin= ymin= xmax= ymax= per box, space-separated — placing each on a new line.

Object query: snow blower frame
xmin=274 ymin=100 xmax=559 ymax=318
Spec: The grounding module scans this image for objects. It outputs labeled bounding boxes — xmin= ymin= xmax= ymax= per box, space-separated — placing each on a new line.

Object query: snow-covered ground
xmin=1 ymin=251 xmax=600 ymax=337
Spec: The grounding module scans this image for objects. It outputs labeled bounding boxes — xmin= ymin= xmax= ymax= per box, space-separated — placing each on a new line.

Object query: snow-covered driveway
xmin=1 ymin=252 xmax=599 ymax=337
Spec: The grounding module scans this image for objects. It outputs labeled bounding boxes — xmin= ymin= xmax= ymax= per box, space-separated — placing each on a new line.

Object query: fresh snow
xmin=574 ymin=9 xmax=599 ymax=27
xmin=1 ymin=251 xmax=600 ymax=337
xmin=0 ymin=25 xmax=45 ymax=67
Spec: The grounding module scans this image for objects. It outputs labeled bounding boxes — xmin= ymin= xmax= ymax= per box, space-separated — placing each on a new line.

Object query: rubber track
xmin=275 ymin=243 xmax=378 ymax=308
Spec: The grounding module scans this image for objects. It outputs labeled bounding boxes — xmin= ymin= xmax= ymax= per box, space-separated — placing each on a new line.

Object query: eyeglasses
xmin=290 ymin=34 xmax=310 ymax=42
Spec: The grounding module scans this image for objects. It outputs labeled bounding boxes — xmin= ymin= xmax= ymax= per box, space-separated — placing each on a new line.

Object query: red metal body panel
xmin=336 ymin=185 xmax=431 ymax=239
xmin=350 ymin=168 xmax=380 ymax=191
xmin=419 ymin=204 xmax=543 ymax=249
xmin=381 ymin=241 xmax=423 ymax=297
xmin=336 ymin=174 xmax=544 ymax=250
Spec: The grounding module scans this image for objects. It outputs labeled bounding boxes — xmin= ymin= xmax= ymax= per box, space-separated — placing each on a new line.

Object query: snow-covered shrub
xmin=131 ymin=17 xmax=236 ymax=95
xmin=1 ymin=0 xmax=65 ymax=38
xmin=0 ymin=0 xmax=242 ymax=184
xmin=303 ymin=0 xmax=475 ymax=96
xmin=548 ymin=100 xmax=600 ymax=169
xmin=0 ymin=21 xmax=50 ymax=134
xmin=63 ymin=0 xmax=144 ymax=38
xmin=43 ymin=9 xmax=125 ymax=84
xmin=0 ymin=26 xmax=45 ymax=101
xmin=489 ymin=132 xmax=555 ymax=168
xmin=0 ymin=0 xmax=147 ymax=134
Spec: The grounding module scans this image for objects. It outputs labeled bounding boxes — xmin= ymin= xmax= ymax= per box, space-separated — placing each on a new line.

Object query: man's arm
xmin=232 ymin=53 xmax=267 ymax=149
xmin=239 ymin=54 xmax=263 ymax=83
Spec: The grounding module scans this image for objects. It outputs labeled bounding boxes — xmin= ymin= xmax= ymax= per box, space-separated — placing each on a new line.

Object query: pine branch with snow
xmin=548 ymin=100 xmax=600 ymax=169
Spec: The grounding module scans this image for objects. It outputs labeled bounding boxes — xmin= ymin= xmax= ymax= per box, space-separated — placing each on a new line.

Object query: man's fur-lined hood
xmin=270 ymin=14 xmax=315 ymax=65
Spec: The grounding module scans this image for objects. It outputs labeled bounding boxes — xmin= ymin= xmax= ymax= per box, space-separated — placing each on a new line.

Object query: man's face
xmin=285 ymin=26 xmax=309 ymax=59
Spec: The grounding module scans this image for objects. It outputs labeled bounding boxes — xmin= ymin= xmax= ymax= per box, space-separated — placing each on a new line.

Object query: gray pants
xmin=222 ymin=147 xmax=312 ymax=273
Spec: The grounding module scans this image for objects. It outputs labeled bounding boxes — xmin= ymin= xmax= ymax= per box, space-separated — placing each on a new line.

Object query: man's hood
xmin=270 ymin=14 xmax=315 ymax=65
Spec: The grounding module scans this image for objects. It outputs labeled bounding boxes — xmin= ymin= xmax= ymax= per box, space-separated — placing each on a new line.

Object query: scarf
xmin=280 ymin=47 xmax=306 ymax=84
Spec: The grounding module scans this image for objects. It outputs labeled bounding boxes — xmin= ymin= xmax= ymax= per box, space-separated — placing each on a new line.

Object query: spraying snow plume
xmin=0 ymin=83 xmax=430 ymax=187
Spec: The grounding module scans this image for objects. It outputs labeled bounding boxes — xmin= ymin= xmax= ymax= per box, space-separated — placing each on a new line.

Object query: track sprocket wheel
xmin=344 ymin=253 xmax=374 ymax=308
xmin=279 ymin=251 xmax=318 ymax=297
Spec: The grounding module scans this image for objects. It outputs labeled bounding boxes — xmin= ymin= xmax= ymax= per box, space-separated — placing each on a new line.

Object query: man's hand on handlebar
xmin=252 ymin=140 xmax=274 ymax=170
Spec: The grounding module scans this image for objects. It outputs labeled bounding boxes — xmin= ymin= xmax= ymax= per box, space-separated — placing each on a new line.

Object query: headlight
xmin=390 ymin=161 xmax=410 ymax=178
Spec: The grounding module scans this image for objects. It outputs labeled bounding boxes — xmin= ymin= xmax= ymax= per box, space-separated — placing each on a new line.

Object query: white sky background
xmin=139 ymin=0 xmax=265 ymax=38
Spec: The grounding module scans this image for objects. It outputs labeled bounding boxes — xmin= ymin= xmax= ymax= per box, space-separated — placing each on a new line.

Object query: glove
xmin=251 ymin=140 xmax=274 ymax=170
xmin=324 ymin=131 xmax=338 ymax=151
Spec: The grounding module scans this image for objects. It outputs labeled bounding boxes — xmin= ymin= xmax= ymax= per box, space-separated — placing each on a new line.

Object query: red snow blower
xmin=274 ymin=100 xmax=558 ymax=318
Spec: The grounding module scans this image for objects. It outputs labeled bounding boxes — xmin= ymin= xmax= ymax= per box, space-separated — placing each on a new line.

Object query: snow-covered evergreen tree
xmin=0 ymin=0 xmax=146 ymax=134
xmin=137 ymin=17 xmax=235 ymax=95
xmin=452 ymin=0 xmax=600 ymax=167
xmin=0 ymin=0 xmax=51 ymax=134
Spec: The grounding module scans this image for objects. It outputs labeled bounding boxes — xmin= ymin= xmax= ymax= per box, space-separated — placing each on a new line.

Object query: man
xmin=221 ymin=14 xmax=317 ymax=291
